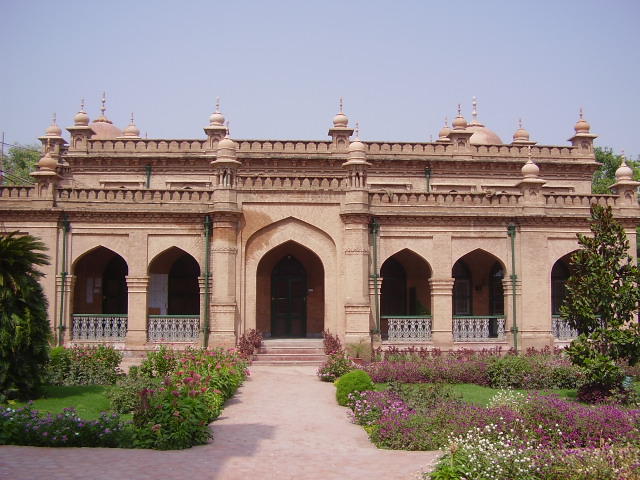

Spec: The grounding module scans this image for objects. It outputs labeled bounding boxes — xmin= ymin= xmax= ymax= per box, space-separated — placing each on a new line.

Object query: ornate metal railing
xmin=552 ymin=316 xmax=579 ymax=341
xmin=385 ymin=316 xmax=432 ymax=341
xmin=148 ymin=315 xmax=200 ymax=342
xmin=71 ymin=314 xmax=128 ymax=341
xmin=453 ymin=316 xmax=505 ymax=342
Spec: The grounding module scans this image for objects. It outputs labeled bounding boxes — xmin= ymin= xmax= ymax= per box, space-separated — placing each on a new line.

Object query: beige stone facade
xmin=2 ymin=98 xmax=639 ymax=353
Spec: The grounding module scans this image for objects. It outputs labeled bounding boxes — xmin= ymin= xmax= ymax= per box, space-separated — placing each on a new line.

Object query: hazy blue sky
xmin=2 ymin=0 xmax=639 ymax=158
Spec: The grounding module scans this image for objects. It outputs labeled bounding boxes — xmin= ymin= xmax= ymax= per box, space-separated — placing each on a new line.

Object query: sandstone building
xmin=2 ymin=96 xmax=638 ymax=354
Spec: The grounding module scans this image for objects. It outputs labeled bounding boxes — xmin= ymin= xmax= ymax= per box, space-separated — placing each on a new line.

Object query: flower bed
xmin=0 ymin=346 xmax=249 ymax=450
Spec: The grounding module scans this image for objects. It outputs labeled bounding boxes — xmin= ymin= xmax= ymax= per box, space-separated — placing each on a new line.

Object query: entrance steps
xmin=252 ymin=338 xmax=326 ymax=366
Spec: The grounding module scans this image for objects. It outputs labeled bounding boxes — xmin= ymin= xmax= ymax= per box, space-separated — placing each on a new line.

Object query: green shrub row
xmin=46 ymin=345 xmax=124 ymax=386
xmin=1 ymin=346 xmax=249 ymax=450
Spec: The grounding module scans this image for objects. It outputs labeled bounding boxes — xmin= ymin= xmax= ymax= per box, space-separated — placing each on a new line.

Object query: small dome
xmin=437 ymin=118 xmax=451 ymax=141
xmin=347 ymin=137 xmax=367 ymax=163
xmin=45 ymin=114 xmax=62 ymax=136
xmin=512 ymin=119 xmax=530 ymax=143
xmin=209 ymin=97 xmax=225 ymax=126
xmin=74 ymin=100 xmax=90 ymax=126
xmin=38 ymin=151 xmax=57 ymax=170
xmin=574 ymin=108 xmax=591 ymax=134
xmin=615 ymin=159 xmax=633 ymax=182
xmin=122 ymin=113 xmax=140 ymax=138
xmin=521 ymin=158 xmax=540 ymax=178
xmin=333 ymin=99 xmax=349 ymax=127
xmin=452 ymin=105 xmax=467 ymax=130
xmin=216 ymin=133 xmax=238 ymax=163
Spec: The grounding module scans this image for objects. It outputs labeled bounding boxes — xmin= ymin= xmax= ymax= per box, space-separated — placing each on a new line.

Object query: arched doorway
xmin=256 ymin=241 xmax=325 ymax=338
xmin=380 ymin=249 xmax=432 ymax=340
xmin=148 ymin=247 xmax=201 ymax=342
xmin=71 ymin=247 xmax=129 ymax=341
xmin=271 ymin=255 xmax=307 ymax=337
xmin=452 ymin=249 xmax=506 ymax=341
xmin=551 ymin=253 xmax=576 ymax=340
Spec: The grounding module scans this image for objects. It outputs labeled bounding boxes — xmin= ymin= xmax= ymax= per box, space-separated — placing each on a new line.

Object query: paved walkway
xmin=0 ymin=365 xmax=440 ymax=480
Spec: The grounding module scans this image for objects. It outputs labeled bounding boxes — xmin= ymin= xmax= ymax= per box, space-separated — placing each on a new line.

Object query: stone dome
xmin=121 ymin=114 xmax=140 ymax=138
xmin=333 ymin=99 xmax=349 ymax=127
xmin=45 ymin=115 xmax=62 ymax=137
xmin=521 ymin=158 xmax=540 ymax=178
xmin=74 ymin=102 xmax=90 ymax=126
xmin=616 ymin=159 xmax=634 ymax=182
xmin=574 ymin=109 xmax=591 ymax=134
xmin=90 ymin=120 xmax=123 ymax=139
xmin=468 ymin=125 xmax=503 ymax=145
xmin=437 ymin=118 xmax=451 ymax=141
xmin=210 ymin=98 xmax=225 ymax=126
xmin=512 ymin=120 xmax=530 ymax=143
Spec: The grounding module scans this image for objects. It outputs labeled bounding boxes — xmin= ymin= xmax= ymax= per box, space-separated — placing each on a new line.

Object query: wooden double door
xmin=271 ymin=256 xmax=307 ymax=337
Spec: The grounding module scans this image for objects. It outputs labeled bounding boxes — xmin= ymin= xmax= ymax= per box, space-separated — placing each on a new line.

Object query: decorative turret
xmin=67 ymin=99 xmax=95 ymax=151
xmin=328 ymin=98 xmax=354 ymax=151
xmin=119 ymin=113 xmax=141 ymax=139
xmin=342 ymin=123 xmax=371 ymax=189
xmin=609 ymin=150 xmax=640 ymax=206
xmin=38 ymin=113 xmax=67 ymax=160
xmin=210 ymin=124 xmax=241 ymax=211
xmin=511 ymin=119 xmax=536 ymax=146
xmin=568 ymin=108 xmax=597 ymax=154
xmin=436 ymin=117 xmax=451 ymax=142
xmin=516 ymin=146 xmax=546 ymax=206
xmin=447 ymin=104 xmax=473 ymax=153
xmin=204 ymin=97 xmax=228 ymax=150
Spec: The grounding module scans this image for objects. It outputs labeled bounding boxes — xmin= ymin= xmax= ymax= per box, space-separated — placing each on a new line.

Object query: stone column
xmin=210 ymin=212 xmax=239 ymax=346
xmin=125 ymin=276 xmax=149 ymax=347
xmin=342 ymin=215 xmax=371 ymax=343
xmin=429 ymin=277 xmax=455 ymax=349
xmin=56 ymin=274 xmax=75 ymax=345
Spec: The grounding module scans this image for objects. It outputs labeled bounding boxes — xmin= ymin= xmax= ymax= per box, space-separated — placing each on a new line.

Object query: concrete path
xmin=0 ymin=365 xmax=440 ymax=480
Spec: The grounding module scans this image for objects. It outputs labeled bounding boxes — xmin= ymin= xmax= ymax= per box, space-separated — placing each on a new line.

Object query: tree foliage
xmin=562 ymin=205 xmax=640 ymax=400
xmin=0 ymin=232 xmax=51 ymax=401
xmin=0 ymin=143 xmax=40 ymax=185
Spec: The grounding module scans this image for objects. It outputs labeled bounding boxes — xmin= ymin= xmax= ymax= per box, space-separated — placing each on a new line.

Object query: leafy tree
xmin=0 ymin=232 xmax=52 ymax=401
xmin=0 ymin=143 xmax=40 ymax=185
xmin=592 ymin=147 xmax=640 ymax=194
xmin=562 ymin=205 xmax=640 ymax=402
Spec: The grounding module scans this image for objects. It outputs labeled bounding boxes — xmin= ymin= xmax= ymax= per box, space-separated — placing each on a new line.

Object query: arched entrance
xmin=148 ymin=247 xmax=200 ymax=316
xmin=551 ymin=253 xmax=576 ymax=340
xmin=452 ymin=249 xmax=506 ymax=341
xmin=71 ymin=247 xmax=129 ymax=341
xmin=271 ymin=256 xmax=307 ymax=337
xmin=380 ymin=249 xmax=432 ymax=339
xmin=256 ymin=241 xmax=325 ymax=338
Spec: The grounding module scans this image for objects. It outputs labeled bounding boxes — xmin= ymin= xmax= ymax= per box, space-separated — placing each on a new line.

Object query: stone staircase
xmin=252 ymin=338 xmax=326 ymax=366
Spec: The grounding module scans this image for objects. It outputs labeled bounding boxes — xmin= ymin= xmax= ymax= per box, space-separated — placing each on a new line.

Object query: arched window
xmin=453 ymin=260 xmax=472 ymax=315
xmin=381 ymin=257 xmax=407 ymax=316
xmin=489 ymin=262 xmax=504 ymax=316
xmin=551 ymin=261 xmax=570 ymax=315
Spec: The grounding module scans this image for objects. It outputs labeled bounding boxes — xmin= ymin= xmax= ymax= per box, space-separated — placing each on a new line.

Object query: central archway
xmin=256 ymin=241 xmax=324 ymax=338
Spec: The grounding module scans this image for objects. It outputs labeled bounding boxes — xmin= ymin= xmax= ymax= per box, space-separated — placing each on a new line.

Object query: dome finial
xmin=355 ymin=122 xmax=359 ymax=138
xmin=519 ymin=118 xmax=523 ymax=129
xmin=579 ymin=107 xmax=583 ymax=119
xmin=80 ymin=98 xmax=85 ymax=111
xmin=472 ymin=96 xmax=477 ymax=122
xmin=457 ymin=103 xmax=461 ymax=116
xmin=339 ymin=97 xmax=343 ymax=112
xmin=101 ymin=92 xmax=106 ymax=116
xmin=52 ymin=113 xmax=57 ymax=125
xmin=216 ymin=96 xmax=220 ymax=112
xmin=226 ymin=121 xmax=230 ymax=137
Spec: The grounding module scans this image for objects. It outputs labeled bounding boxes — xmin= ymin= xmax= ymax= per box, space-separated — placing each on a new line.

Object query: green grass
xmin=8 ymin=385 xmax=130 ymax=420
xmin=375 ymin=382 xmax=577 ymax=407
xmin=450 ymin=383 xmax=577 ymax=406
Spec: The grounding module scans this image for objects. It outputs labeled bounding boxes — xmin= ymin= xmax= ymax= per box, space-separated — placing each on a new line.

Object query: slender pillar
xmin=342 ymin=215 xmax=371 ymax=342
xmin=209 ymin=213 xmax=239 ymax=346
xmin=429 ymin=277 xmax=455 ymax=348
xmin=125 ymin=276 xmax=149 ymax=347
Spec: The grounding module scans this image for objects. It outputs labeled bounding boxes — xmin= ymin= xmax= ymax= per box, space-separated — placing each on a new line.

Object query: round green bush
xmin=335 ymin=370 xmax=374 ymax=406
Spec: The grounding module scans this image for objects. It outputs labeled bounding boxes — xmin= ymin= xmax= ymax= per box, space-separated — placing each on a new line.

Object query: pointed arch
xmin=149 ymin=247 xmax=200 ymax=316
xmin=245 ymin=217 xmax=336 ymax=336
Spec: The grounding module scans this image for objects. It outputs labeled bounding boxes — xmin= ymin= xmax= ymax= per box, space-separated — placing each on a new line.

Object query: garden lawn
xmin=375 ymin=382 xmax=577 ymax=406
xmin=11 ymin=385 xmax=129 ymax=420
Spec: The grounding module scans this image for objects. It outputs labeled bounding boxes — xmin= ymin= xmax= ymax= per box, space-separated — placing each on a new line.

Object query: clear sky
xmin=2 ymin=0 xmax=639 ymax=159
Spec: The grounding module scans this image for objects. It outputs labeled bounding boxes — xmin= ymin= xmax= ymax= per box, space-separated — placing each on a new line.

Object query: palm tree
xmin=0 ymin=231 xmax=51 ymax=401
